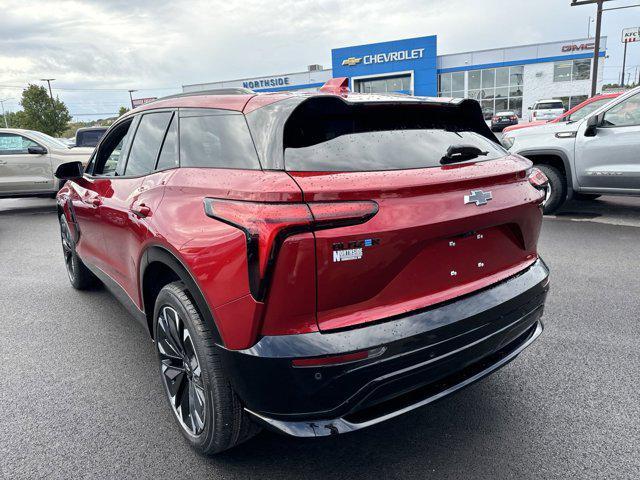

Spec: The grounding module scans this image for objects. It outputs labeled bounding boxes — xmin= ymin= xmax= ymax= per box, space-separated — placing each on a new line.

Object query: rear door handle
xmin=130 ymin=204 xmax=151 ymax=218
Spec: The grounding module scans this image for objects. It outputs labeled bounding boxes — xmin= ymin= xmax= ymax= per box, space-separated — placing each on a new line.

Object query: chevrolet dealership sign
xmin=341 ymin=48 xmax=425 ymax=67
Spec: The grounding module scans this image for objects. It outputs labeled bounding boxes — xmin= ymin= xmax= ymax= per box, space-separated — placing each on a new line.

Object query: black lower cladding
xmin=217 ymin=259 xmax=549 ymax=425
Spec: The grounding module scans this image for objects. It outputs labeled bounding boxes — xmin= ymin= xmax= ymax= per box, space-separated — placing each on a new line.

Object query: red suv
xmin=55 ymin=87 xmax=550 ymax=454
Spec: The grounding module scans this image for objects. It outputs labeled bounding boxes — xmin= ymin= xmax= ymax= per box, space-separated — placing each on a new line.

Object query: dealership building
xmin=183 ymin=35 xmax=607 ymax=118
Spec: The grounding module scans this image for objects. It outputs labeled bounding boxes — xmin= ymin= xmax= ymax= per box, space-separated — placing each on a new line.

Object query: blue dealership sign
xmin=331 ymin=35 xmax=438 ymax=96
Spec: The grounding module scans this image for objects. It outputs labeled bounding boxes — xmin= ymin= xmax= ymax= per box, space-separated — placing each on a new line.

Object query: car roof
xmin=495 ymin=111 xmax=514 ymax=115
xmin=129 ymin=90 xmax=466 ymax=116
xmin=535 ymin=99 xmax=563 ymax=104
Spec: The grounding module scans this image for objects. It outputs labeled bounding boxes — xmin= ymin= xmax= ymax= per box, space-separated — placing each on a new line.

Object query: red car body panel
xmin=290 ymin=157 xmax=542 ymax=331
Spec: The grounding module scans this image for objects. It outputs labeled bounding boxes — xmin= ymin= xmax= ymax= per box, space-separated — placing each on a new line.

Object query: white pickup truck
xmin=503 ymin=87 xmax=640 ymax=213
xmin=527 ymin=99 xmax=565 ymax=122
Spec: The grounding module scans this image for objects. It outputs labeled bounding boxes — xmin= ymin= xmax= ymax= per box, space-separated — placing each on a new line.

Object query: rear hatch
xmin=283 ymin=97 xmax=543 ymax=332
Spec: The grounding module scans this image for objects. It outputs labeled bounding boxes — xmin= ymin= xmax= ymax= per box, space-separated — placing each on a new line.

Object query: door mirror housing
xmin=55 ymin=161 xmax=84 ymax=180
xmin=27 ymin=145 xmax=47 ymax=155
xmin=584 ymin=114 xmax=601 ymax=137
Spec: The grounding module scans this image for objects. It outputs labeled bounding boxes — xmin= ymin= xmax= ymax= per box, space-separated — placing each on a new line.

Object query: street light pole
xmin=128 ymin=90 xmax=137 ymax=109
xmin=0 ymin=98 xmax=9 ymax=128
xmin=40 ymin=78 xmax=55 ymax=99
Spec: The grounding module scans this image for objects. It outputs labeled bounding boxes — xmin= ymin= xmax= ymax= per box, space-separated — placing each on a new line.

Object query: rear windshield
xmin=536 ymin=101 xmax=564 ymax=110
xmin=76 ymin=129 xmax=106 ymax=147
xmin=285 ymin=129 xmax=505 ymax=172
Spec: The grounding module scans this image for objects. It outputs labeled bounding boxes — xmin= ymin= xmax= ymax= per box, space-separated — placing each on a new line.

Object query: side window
xmin=156 ymin=114 xmax=179 ymax=170
xmin=179 ymin=113 xmax=260 ymax=169
xmin=124 ymin=112 xmax=173 ymax=176
xmin=93 ymin=120 xmax=133 ymax=176
xmin=0 ymin=133 xmax=38 ymax=155
xmin=602 ymin=92 xmax=640 ymax=128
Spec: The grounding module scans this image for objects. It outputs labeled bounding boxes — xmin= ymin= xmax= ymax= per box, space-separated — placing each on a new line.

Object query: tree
xmin=118 ymin=106 xmax=129 ymax=117
xmin=1 ymin=110 xmax=28 ymax=128
xmin=20 ymin=84 xmax=71 ymax=136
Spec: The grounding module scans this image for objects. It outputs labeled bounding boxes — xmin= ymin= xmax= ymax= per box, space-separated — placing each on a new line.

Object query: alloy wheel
xmin=59 ymin=219 xmax=75 ymax=281
xmin=542 ymin=182 xmax=552 ymax=207
xmin=157 ymin=306 xmax=207 ymax=436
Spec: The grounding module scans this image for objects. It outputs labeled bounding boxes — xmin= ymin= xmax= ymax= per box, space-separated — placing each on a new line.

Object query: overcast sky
xmin=1 ymin=0 xmax=639 ymax=121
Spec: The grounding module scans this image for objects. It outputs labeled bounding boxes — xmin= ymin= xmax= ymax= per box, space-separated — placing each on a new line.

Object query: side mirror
xmin=55 ymin=161 xmax=84 ymax=180
xmin=27 ymin=145 xmax=47 ymax=155
xmin=584 ymin=114 xmax=601 ymax=137
xmin=527 ymin=106 xmax=532 ymax=110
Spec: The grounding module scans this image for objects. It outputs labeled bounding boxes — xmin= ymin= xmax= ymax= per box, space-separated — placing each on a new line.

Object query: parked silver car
xmin=0 ymin=128 xmax=92 ymax=198
xmin=502 ymin=86 xmax=640 ymax=213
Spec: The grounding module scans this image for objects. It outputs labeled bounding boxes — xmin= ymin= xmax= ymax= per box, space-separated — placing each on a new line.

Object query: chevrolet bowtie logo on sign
xmin=464 ymin=190 xmax=493 ymax=206
xmin=341 ymin=57 xmax=363 ymax=67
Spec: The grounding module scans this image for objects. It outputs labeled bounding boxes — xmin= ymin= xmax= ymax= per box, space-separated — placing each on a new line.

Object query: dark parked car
xmin=74 ymin=126 xmax=108 ymax=148
xmin=491 ymin=111 xmax=519 ymax=131
xmin=55 ymin=85 xmax=549 ymax=455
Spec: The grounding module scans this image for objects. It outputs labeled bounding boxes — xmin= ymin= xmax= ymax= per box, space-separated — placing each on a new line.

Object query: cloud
xmin=1 ymin=0 xmax=637 ymax=118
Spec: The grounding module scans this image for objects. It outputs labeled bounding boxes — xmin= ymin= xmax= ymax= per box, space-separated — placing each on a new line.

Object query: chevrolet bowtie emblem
xmin=341 ymin=57 xmax=362 ymax=67
xmin=464 ymin=190 xmax=493 ymax=206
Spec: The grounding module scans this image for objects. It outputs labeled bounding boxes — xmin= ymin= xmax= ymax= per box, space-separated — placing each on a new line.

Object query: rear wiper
xmin=440 ymin=145 xmax=489 ymax=165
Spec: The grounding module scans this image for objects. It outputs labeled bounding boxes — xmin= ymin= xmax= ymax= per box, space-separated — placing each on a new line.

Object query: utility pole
xmin=587 ymin=16 xmax=594 ymax=38
xmin=0 ymin=98 xmax=10 ymax=128
xmin=621 ymin=41 xmax=628 ymax=86
xmin=572 ymin=1 xmax=640 ymax=96
xmin=128 ymin=89 xmax=137 ymax=109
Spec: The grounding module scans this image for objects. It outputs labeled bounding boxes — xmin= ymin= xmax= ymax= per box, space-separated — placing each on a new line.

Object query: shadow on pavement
xmin=0 ymin=198 xmax=57 ymax=216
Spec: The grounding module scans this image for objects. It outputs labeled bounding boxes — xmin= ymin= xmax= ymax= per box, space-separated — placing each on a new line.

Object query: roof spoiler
xmin=319 ymin=77 xmax=350 ymax=94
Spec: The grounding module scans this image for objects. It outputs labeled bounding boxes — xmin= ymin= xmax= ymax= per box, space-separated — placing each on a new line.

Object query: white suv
xmin=527 ymin=99 xmax=565 ymax=122
xmin=0 ymin=129 xmax=92 ymax=198
xmin=502 ymin=87 xmax=640 ymax=213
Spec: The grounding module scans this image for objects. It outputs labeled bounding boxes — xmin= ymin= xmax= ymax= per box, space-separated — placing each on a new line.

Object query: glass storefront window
xmin=482 ymin=69 xmax=495 ymax=89
xmin=496 ymin=67 xmax=510 ymax=87
xmin=451 ymin=72 xmax=464 ymax=91
xmin=554 ymin=59 xmax=590 ymax=82
xmin=468 ymin=71 xmax=481 ymax=90
xmin=439 ymin=64 xmax=524 ymax=118
xmin=495 ymin=87 xmax=509 ymax=99
xmin=509 ymin=66 xmax=524 ymax=86
xmin=554 ymin=61 xmax=572 ymax=82
xmin=494 ymin=98 xmax=509 ymax=113
xmin=508 ymin=97 xmax=523 ymax=117
xmin=573 ymin=60 xmax=591 ymax=81
xmin=356 ymin=75 xmax=412 ymax=94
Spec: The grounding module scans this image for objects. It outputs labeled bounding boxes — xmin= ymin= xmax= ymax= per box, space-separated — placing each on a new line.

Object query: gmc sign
xmin=561 ymin=43 xmax=595 ymax=52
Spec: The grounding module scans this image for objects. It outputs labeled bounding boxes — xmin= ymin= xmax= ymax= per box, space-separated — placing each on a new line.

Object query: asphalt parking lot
xmin=1 ymin=196 xmax=639 ymax=479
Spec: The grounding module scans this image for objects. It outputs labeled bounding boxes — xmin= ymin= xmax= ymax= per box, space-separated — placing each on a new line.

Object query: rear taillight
xmin=204 ymin=198 xmax=378 ymax=299
xmin=510 ymin=116 xmax=518 ymax=121
xmin=527 ymin=167 xmax=548 ymax=189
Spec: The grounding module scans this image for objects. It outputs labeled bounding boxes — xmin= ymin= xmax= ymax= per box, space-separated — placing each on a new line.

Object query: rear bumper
xmin=217 ymin=259 xmax=549 ymax=437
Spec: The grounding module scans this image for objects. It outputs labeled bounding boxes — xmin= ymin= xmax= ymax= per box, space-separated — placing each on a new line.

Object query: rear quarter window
xmin=179 ymin=113 xmax=261 ymax=169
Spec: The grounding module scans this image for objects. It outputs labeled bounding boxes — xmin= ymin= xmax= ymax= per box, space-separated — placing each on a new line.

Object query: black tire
xmin=573 ymin=193 xmax=601 ymax=201
xmin=153 ymin=281 xmax=260 ymax=455
xmin=536 ymin=164 xmax=566 ymax=214
xmin=59 ymin=214 xmax=98 ymax=290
